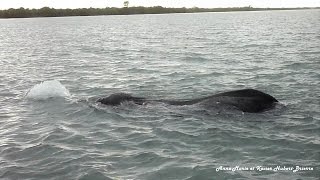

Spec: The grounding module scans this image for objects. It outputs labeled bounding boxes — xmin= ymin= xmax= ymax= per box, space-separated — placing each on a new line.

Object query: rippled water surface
xmin=0 ymin=10 xmax=319 ymax=180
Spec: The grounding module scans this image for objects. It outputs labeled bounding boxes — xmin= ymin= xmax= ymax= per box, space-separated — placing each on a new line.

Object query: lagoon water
xmin=0 ymin=10 xmax=319 ymax=180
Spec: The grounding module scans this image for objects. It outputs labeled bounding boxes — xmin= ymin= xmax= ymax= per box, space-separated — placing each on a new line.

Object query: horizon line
xmin=1 ymin=6 xmax=320 ymax=10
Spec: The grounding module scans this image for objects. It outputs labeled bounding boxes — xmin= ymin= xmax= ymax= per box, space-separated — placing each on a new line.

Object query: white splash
xmin=26 ymin=80 xmax=71 ymax=100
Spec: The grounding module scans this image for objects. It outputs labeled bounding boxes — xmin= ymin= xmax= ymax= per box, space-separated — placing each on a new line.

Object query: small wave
xmin=26 ymin=80 xmax=71 ymax=100
xmin=78 ymin=170 xmax=113 ymax=180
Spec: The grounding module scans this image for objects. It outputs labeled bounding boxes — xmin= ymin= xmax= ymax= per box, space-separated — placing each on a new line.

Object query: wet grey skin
xmin=97 ymin=89 xmax=278 ymax=113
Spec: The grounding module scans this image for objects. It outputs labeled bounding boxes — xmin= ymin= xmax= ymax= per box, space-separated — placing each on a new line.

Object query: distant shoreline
xmin=0 ymin=6 xmax=319 ymax=19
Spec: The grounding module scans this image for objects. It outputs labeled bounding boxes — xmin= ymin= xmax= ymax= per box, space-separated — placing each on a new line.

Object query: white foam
xmin=26 ymin=80 xmax=71 ymax=100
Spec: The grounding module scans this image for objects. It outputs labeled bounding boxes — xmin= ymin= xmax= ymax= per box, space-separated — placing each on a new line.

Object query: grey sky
xmin=0 ymin=0 xmax=319 ymax=9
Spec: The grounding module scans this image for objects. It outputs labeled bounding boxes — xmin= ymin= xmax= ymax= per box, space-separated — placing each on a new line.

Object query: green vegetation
xmin=123 ymin=1 xmax=129 ymax=8
xmin=0 ymin=6 xmax=317 ymax=19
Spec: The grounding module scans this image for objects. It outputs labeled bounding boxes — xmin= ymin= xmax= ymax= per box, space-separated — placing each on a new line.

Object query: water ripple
xmin=0 ymin=10 xmax=319 ymax=180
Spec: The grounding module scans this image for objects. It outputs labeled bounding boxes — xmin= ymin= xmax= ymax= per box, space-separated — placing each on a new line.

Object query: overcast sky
xmin=0 ymin=0 xmax=319 ymax=10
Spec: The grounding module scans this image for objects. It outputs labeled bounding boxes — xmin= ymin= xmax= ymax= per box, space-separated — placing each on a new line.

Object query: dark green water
xmin=0 ymin=10 xmax=319 ymax=180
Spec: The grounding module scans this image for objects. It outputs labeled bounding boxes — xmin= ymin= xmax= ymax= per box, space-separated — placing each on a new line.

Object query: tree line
xmin=0 ymin=6 xmax=313 ymax=19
